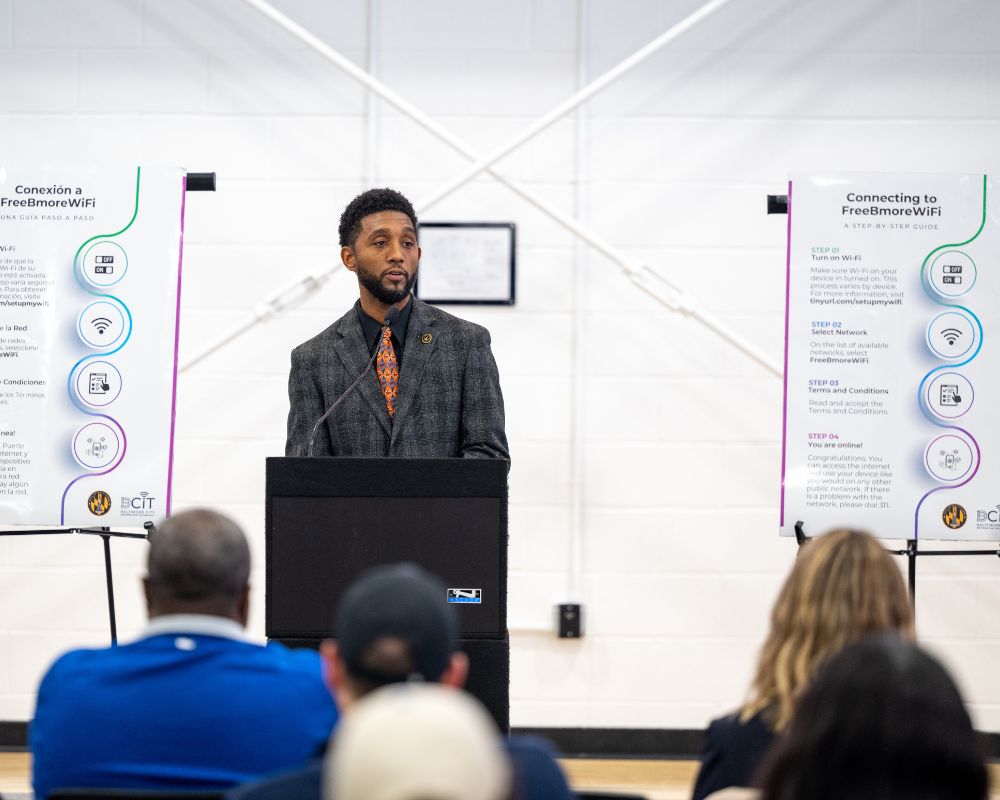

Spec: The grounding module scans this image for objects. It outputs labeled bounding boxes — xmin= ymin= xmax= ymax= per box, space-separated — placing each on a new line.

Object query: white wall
xmin=3 ymin=0 xmax=1000 ymax=732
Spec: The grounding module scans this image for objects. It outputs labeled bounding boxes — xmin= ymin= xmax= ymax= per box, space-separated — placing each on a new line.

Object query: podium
xmin=265 ymin=457 xmax=509 ymax=730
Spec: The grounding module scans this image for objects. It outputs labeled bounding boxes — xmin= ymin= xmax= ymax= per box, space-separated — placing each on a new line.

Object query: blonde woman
xmin=691 ymin=529 xmax=913 ymax=800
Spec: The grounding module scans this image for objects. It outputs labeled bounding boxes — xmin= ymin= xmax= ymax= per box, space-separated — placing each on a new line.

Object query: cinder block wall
xmin=3 ymin=0 xmax=1000 ymax=732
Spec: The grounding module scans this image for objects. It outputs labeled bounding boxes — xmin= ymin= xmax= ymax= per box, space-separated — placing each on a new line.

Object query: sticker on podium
xmin=447 ymin=588 xmax=482 ymax=604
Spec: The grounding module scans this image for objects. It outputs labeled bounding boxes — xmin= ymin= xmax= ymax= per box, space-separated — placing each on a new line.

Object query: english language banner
xmin=782 ymin=173 xmax=999 ymax=541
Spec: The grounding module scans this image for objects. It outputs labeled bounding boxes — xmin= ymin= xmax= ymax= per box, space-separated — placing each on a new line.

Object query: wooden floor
xmin=1 ymin=752 xmax=700 ymax=798
xmin=0 ymin=753 xmax=33 ymax=798
xmin=561 ymin=758 xmax=699 ymax=799
xmin=4 ymin=752 xmax=1000 ymax=800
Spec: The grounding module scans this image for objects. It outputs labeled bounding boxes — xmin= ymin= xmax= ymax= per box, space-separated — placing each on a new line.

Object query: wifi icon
xmin=941 ymin=328 xmax=963 ymax=346
xmin=78 ymin=302 xmax=125 ymax=349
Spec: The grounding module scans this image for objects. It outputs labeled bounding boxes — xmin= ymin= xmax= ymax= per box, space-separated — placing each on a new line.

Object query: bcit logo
xmin=447 ymin=588 xmax=482 ymax=604
xmin=121 ymin=491 xmax=156 ymax=516
xmin=87 ymin=490 xmax=112 ymax=516
xmin=976 ymin=505 xmax=1000 ymax=531
xmin=942 ymin=503 xmax=967 ymax=530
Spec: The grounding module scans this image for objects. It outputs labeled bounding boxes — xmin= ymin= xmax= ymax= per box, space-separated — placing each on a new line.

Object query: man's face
xmin=342 ymin=210 xmax=421 ymax=306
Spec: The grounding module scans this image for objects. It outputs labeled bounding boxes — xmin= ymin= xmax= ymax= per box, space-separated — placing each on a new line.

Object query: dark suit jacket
xmin=225 ymin=735 xmax=573 ymax=800
xmin=285 ymin=297 xmax=508 ymax=461
xmin=691 ymin=710 xmax=775 ymax=800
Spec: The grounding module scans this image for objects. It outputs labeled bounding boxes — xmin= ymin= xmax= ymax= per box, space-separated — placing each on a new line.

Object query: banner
xmin=782 ymin=173 xmax=999 ymax=541
xmin=0 ymin=166 xmax=185 ymax=527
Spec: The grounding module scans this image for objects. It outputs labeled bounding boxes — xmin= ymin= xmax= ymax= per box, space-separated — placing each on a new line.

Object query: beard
xmin=357 ymin=265 xmax=416 ymax=305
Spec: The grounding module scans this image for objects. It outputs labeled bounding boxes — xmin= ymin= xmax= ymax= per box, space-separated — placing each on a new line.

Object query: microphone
xmin=306 ymin=306 xmax=401 ymax=457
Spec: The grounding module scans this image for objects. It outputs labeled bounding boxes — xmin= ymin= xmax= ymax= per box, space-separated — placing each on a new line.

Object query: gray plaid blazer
xmin=285 ymin=297 xmax=509 ymax=461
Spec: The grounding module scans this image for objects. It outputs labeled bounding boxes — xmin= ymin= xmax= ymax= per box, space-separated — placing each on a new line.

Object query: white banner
xmin=782 ymin=172 xmax=1000 ymax=541
xmin=0 ymin=165 xmax=185 ymax=527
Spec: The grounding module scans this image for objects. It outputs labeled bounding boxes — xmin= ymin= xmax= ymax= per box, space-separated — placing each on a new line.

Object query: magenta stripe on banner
xmin=165 ymin=175 xmax=187 ymax=517
xmin=779 ymin=180 xmax=793 ymax=527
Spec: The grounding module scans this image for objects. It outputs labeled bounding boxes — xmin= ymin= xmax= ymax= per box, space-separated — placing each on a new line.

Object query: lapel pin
xmin=421 ymin=333 xmax=433 ymax=344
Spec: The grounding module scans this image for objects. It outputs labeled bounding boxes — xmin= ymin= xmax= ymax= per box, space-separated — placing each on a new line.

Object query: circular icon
xmin=72 ymin=422 xmax=122 ymax=470
xmin=926 ymin=311 xmax=976 ymax=360
xmin=74 ymin=361 xmax=123 ymax=408
xmin=925 ymin=372 xmax=974 ymax=419
xmin=87 ymin=490 xmax=112 ymax=517
xmin=928 ymin=250 xmax=976 ymax=298
xmin=77 ymin=301 xmax=127 ymax=349
xmin=924 ymin=433 xmax=975 ymax=483
xmin=942 ymin=503 xmax=967 ymax=530
xmin=81 ymin=240 xmax=128 ymax=287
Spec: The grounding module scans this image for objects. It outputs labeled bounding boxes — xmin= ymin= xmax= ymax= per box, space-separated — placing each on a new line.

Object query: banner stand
xmin=793 ymin=520 xmax=1000 ymax=614
xmin=0 ymin=170 xmax=215 ymax=645
xmin=772 ymin=186 xmax=1000 ymax=615
xmin=0 ymin=524 xmax=153 ymax=645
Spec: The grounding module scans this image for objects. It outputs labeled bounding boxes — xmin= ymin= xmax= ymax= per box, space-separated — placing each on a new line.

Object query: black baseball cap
xmin=335 ymin=563 xmax=456 ymax=685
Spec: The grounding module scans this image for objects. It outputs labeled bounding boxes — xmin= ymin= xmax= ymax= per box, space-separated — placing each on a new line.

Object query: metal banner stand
xmin=0 ymin=172 xmax=215 ymax=645
xmin=0 ymin=524 xmax=153 ymax=644
xmin=793 ymin=521 xmax=1000 ymax=614
xmin=772 ymin=192 xmax=1000 ymax=614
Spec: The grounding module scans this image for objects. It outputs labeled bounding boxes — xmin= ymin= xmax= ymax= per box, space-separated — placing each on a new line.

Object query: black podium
xmin=265 ymin=457 xmax=509 ymax=730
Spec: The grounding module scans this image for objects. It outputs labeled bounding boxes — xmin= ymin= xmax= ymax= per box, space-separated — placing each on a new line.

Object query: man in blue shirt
xmin=31 ymin=509 xmax=338 ymax=799
xmin=227 ymin=564 xmax=573 ymax=800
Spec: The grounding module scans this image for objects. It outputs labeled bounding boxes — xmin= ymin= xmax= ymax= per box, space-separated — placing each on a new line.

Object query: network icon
xmin=78 ymin=301 xmax=126 ymax=349
xmin=940 ymin=328 xmax=963 ymax=346
xmin=926 ymin=311 xmax=975 ymax=360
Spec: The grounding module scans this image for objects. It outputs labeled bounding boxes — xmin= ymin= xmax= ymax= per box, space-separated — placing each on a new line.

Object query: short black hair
xmin=338 ymin=187 xmax=418 ymax=248
xmin=758 ymin=635 xmax=987 ymax=800
xmin=146 ymin=508 xmax=250 ymax=607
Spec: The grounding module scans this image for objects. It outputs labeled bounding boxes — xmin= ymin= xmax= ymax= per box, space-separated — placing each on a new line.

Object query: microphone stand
xmin=306 ymin=305 xmax=401 ymax=457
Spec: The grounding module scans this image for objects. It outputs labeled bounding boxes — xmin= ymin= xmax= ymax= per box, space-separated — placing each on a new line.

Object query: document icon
xmin=89 ymin=373 xmax=110 ymax=394
xmin=940 ymin=384 xmax=961 ymax=406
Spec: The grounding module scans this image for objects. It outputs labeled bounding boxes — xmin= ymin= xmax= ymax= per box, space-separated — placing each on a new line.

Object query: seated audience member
xmin=325 ymin=683 xmax=510 ymax=800
xmin=31 ymin=509 xmax=338 ymax=799
xmin=757 ymin=635 xmax=988 ymax=800
xmin=691 ymin=529 xmax=912 ymax=800
xmin=228 ymin=563 xmax=574 ymax=800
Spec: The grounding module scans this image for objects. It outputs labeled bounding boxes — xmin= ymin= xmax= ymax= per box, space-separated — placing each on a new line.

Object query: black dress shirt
xmin=355 ymin=296 xmax=413 ymax=367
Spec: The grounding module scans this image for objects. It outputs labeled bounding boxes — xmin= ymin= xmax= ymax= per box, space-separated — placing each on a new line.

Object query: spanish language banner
xmin=781 ymin=173 xmax=999 ymax=541
xmin=0 ymin=166 xmax=185 ymax=527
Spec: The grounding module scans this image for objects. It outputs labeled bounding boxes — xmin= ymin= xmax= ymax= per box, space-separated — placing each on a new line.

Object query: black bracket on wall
xmin=186 ymin=172 xmax=216 ymax=192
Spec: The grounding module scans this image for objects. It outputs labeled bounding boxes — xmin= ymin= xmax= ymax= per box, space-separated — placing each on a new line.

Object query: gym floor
xmin=5 ymin=752 xmax=1000 ymax=799
xmin=0 ymin=752 xmax=698 ymax=799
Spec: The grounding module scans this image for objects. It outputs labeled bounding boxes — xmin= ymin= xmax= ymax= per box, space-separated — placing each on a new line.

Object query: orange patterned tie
xmin=376 ymin=326 xmax=399 ymax=419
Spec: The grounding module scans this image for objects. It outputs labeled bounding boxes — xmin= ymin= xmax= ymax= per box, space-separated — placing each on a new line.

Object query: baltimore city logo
xmin=942 ymin=503 xmax=967 ymax=530
xmin=87 ymin=490 xmax=112 ymax=516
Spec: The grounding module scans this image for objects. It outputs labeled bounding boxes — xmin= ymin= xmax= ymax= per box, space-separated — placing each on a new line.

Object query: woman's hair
xmin=757 ymin=635 xmax=987 ymax=800
xmin=742 ymin=528 xmax=913 ymax=730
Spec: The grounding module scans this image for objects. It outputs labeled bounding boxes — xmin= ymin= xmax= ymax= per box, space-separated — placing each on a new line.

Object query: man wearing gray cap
xmin=228 ymin=563 xmax=573 ymax=800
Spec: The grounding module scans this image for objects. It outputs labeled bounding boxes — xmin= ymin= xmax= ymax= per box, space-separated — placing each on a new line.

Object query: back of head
xmin=758 ymin=635 xmax=987 ymax=800
xmin=335 ymin=563 xmax=456 ymax=694
xmin=325 ymin=683 xmax=510 ymax=800
xmin=145 ymin=508 xmax=250 ymax=619
xmin=744 ymin=528 xmax=913 ymax=729
xmin=338 ymin=187 xmax=418 ymax=248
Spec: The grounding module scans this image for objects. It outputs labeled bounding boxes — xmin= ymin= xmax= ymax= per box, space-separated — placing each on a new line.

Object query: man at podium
xmin=285 ymin=188 xmax=509 ymax=462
